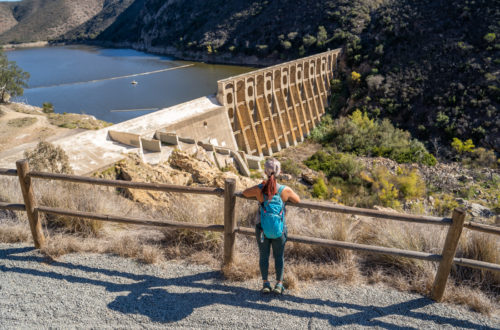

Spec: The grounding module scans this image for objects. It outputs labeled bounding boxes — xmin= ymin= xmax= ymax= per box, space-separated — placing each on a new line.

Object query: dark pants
xmin=255 ymin=223 xmax=287 ymax=282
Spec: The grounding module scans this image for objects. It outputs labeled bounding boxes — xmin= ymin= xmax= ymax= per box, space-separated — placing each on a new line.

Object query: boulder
xmin=170 ymin=150 xmax=220 ymax=185
xmin=467 ymin=202 xmax=495 ymax=218
xmin=301 ymin=170 xmax=319 ymax=185
xmin=455 ymin=198 xmax=495 ymax=218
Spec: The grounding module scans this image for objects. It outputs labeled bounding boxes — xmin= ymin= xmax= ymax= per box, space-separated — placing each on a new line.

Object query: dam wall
xmin=216 ymin=49 xmax=341 ymax=156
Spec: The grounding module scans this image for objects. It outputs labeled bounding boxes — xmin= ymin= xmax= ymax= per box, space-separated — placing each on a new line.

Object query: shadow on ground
xmin=0 ymin=246 xmax=494 ymax=329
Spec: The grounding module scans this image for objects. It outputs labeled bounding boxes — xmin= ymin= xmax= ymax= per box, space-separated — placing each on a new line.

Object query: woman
xmin=242 ymin=158 xmax=300 ymax=294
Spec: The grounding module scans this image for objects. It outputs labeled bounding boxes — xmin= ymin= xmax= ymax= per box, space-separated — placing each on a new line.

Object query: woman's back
xmin=253 ymin=183 xmax=300 ymax=204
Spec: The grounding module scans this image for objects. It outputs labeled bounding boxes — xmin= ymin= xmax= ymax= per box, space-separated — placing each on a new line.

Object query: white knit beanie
xmin=264 ymin=158 xmax=281 ymax=177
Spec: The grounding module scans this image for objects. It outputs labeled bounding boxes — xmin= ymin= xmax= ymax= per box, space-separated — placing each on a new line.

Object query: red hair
xmin=261 ymin=174 xmax=277 ymax=200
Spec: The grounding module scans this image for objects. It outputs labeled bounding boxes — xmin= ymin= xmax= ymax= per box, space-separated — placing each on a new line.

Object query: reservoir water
xmin=6 ymin=45 xmax=252 ymax=123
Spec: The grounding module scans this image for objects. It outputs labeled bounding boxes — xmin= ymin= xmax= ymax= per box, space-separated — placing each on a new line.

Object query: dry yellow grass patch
xmin=40 ymin=232 xmax=165 ymax=265
xmin=0 ymin=222 xmax=31 ymax=243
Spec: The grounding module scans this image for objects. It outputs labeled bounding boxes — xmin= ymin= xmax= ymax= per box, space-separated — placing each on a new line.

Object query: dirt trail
xmin=0 ymin=104 xmax=75 ymax=153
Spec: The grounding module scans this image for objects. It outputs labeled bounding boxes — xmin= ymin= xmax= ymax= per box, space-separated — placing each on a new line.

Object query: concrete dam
xmin=217 ymin=49 xmax=340 ymax=156
xmin=0 ymin=49 xmax=341 ymax=175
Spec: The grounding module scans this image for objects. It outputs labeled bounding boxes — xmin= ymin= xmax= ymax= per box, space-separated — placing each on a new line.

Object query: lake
xmin=6 ymin=45 xmax=252 ymax=123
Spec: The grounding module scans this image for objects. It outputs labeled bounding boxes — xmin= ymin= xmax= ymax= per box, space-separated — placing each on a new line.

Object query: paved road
xmin=0 ymin=243 xmax=498 ymax=329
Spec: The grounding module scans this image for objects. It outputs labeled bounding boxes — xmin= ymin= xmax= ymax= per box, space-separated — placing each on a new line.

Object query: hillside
xmin=0 ymin=0 xmax=132 ymax=44
xmin=0 ymin=3 xmax=17 ymax=35
xmin=0 ymin=0 xmax=498 ymax=153
xmin=92 ymin=0 xmax=499 ymax=154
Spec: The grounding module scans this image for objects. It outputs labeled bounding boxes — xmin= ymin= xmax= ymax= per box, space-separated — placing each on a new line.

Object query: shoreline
xmin=80 ymin=40 xmax=282 ymax=67
xmin=3 ymin=39 xmax=284 ymax=67
xmin=1 ymin=41 xmax=51 ymax=50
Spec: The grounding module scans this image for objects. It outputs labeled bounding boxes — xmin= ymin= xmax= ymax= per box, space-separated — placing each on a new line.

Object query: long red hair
xmin=261 ymin=174 xmax=277 ymax=200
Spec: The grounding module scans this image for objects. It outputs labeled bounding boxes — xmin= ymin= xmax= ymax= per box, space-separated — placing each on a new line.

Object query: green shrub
xmin=280 ymin=159 xmax=301 ymax=176
xmin=310 ymin=110 xmax=436 ymax=166
xmin=316 ymin=26 xmax=328 ymax=46
xmin=451 ymin=137 xmax=475 ymax=154
xmin=42 ymin=102 xmax=54 ymax=113
xmin=371 ymin=167 xmax=400 ymax=208
xmin=280 ymin=40 xmax=292 ymax=50
xmin=312 ymin=178 xmax=328 ymax=199
xmin=433 ymin=193 xmax=459 ymax=216
xmin=304 ymin=150 xmax=364 ymax=181
xmin=302 ymin=34 xmax=317 ymax=47
xmin=484 ymin=33 xmax=496 ymax=43
xmin=298 ymin=45 xmax=305 ymax=56
xmin=330 ymin=79 xmax=343 ymax=93
xmin=395 ymin=168 xmax=426 ymax=199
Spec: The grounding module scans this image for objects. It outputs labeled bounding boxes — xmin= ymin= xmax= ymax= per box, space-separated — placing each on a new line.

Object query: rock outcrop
xmin=99 ymin=151 xmax=258 ymax=208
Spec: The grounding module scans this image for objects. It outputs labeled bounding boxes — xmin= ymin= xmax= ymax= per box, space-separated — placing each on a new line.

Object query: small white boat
xmin=131 ymin=80 xmax=138 ymax=85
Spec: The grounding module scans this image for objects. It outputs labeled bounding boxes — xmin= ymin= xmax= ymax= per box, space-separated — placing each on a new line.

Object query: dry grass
xmin=7 ymin=117 xmax=37 ymax=127
xmin=0 ymin=222 xmax=31 ymax=243
xmin=40 ymin=231 xmax=165 ymax=264
xmin=443 ymin=284 xmax=496 ymax=315
xmin=159 ymin=195 xmax=224 ymax=260
xmin=356 ymin=220 xmax=444 ymax=275
xmin=47 ymin=113 xmax=111 ymax=130
xmin=0 ymin=176 xmax=498 ymax=315
xmin=34 ymin=180 xmax=141 ymax=236
xmin=0 ymin=177 xmax=23 ymax=204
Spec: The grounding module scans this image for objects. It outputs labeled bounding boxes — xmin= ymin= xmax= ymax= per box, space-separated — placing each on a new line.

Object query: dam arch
xmin=217 ymin=48 xmax=341 ymax=156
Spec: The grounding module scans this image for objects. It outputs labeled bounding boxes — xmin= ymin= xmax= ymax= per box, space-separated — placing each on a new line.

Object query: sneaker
xmin=273 ymin=283 xmax=284 ymax=295
xmin=261 ymin=282 xmax=272 ymax=294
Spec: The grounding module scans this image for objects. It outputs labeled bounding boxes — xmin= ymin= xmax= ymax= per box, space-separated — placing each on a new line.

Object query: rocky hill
xmin=0 ymin=0 xmax=133 ymax=44
xmin=0 ymin=0 xmax=498 ymax=153
xmin=91 ymin=0 xmax=499 ymax=153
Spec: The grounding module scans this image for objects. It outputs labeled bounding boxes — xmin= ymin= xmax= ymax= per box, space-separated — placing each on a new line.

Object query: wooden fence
xmin=1 ymin=159 xmax=499 ymax=302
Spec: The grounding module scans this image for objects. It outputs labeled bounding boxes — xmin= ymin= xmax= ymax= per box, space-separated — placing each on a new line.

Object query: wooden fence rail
xmin=1 ymin=159 xmax=499 ymax=302
xmin=37 ymin=206 xmax=225 ymax=232
xmin=28 ymin=171 xmax=224 ymax=196
xmin=235 ymin=192 xmax=453 ymax=225
xmin=0 ymin=168 xmax=18 ymax=176
xmin=0 ymin=202 xmax=26 ymax=211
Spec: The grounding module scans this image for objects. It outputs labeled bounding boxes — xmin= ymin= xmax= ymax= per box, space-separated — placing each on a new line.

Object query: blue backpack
xmin=260 ymin=184 xmax=286 ymax=239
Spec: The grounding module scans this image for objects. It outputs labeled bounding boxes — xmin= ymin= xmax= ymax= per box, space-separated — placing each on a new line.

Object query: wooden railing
xmin=1 ymin=160 xmax=499 ymax=302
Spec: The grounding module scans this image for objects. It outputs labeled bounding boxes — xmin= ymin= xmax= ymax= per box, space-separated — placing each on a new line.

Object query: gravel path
xmin=0 ymin=243 xmax=498 ymax=329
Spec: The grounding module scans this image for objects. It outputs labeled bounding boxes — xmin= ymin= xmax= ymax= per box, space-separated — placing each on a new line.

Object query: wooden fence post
xmin=16 ymin=159 xmax=45 ymax=249
xmin=431 ymin=208 xmax=466 ymax=301
xmin=223 ymin=178 xmax=237 ymax=266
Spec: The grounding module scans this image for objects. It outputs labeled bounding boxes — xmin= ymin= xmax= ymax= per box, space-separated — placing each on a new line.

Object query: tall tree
xmin=0 ymin=49 xmax=30 ymax=103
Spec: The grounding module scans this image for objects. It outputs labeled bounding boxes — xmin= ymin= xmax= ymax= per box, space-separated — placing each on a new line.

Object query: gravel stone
xmin=0 ymin=243 xmax=498 ymax=329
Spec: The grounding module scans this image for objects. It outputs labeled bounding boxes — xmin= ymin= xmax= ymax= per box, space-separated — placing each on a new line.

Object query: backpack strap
xmin=277 ymin=185 xmax=286 ymax=217
xmin=260 ymin=184 xmax=285 ymax=208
